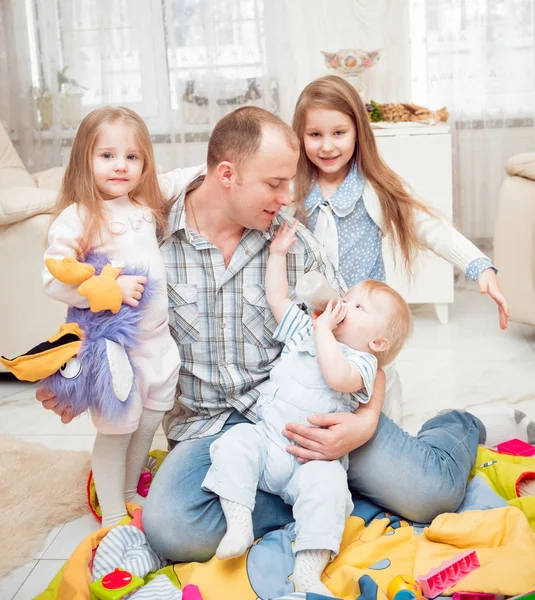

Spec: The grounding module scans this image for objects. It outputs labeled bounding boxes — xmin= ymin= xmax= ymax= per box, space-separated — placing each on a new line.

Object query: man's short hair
xmin=207 ymin=106 xmax=298 ymax=172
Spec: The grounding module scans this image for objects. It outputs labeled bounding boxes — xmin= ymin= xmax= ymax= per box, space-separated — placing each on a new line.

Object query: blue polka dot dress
xmin=305 ymin=163 xmax=495 ymax=287
xmin=305 ymin=164 xmax=386 ymax=286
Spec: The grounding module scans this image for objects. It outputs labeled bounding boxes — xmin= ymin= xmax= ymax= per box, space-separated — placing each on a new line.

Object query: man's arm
xmin=282 ymin=369 xmax=386 ymax=462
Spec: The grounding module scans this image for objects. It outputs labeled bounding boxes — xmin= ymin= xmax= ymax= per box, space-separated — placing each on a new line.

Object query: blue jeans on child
xmin=143 ymin=409 xmax=484 ymax=562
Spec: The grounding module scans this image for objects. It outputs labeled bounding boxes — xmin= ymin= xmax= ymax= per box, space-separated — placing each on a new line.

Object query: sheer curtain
xmin=409 ymin=0 xmax=535 ymax=242
xmin=2 ymin=0 xmax=533 ymax=242
xmin=0 ymin=0 xmax=408 ymax=171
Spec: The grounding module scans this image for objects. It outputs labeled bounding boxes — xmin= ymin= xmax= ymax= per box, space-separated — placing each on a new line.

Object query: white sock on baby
xmin=216 ymin=498 xmax=254 ymax=560
xmin=468 ymin=406 xmax=535 ymax=448
xmin=293 ymin=549 xmax=333 ymax=596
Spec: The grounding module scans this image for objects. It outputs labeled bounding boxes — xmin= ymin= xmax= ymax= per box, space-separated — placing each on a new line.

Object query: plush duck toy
xmin=0 ymin=252 xmax=152 ymax=423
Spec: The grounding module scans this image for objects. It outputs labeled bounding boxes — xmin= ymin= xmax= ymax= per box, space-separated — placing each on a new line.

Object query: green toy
xmin=89 ymin=568 xmax=144 ymax=600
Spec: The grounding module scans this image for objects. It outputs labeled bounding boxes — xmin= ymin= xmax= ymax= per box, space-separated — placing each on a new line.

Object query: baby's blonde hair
xmin=359 ymin=280 xmax=413 ymax=366
xmin=51 ymin=106 xmax=167 ymax=257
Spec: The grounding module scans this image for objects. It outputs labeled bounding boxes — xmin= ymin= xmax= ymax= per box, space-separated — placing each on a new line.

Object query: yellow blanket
xmin=35 ymin=447 xmax=535 ymax=600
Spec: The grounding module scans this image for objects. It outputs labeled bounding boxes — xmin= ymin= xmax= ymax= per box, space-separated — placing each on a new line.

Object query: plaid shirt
xmin=159 ymin=173 xmax=346 ymax=443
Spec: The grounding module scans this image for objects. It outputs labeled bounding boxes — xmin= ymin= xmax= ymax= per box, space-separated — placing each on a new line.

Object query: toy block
xmin=89 ymin=568 xmax=144 ymax=600
xmin=452 ymin=593 xmax=496 ymax=600
xmin=496 ymin=438 xmax=535 ymax=457
xmin=416 ymin=550 xmax=480 ymax=598
xmin=182 ymin=584 xmax=204 ymax=599
xmin=136 ymin=471 xmax=152 ymax=498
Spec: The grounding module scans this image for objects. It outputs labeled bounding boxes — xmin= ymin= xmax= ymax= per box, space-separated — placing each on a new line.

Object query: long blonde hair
xmin=292 ymin=75 xmax=433 ymax=274
xmin=52 ymin=106 xmax=167 ymax=256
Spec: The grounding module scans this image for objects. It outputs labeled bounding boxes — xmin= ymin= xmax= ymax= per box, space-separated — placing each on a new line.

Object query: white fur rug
xmin=0 ymin=435 xmax=91 ymax=576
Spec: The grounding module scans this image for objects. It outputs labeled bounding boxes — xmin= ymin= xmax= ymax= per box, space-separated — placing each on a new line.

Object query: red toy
xmin=496 ymin=438 xmax=535 ymax=457
xmin=182 ymin=584 xmax=204 ymax=600
xmin=136 ymin=471 xmax=153 ymax=498
xmin=417 ymin=550 xmax=480 ymax=598
xmin=89 ymin=568 xmax=144 ymax=599
xmin=452 ymin=594 xmax=496 ymax=600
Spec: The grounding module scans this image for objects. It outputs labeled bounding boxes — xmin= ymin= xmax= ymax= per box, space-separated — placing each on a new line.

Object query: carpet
xmin=0 ymin=435 xmax=91 ymax=576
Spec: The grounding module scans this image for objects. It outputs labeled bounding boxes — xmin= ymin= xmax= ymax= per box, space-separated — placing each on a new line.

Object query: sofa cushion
xmin=505 ymin=152 xmax=535 ymax=181
xmin=0 ymin=124 xmax=36 ymax=189
xmin=0 ymin=187 xmax=58 ymax=226
xmin=33 ymin=167 xmax=65 ymax=190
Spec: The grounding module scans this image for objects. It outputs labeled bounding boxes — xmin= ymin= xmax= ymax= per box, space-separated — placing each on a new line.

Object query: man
xmin=37 ymin=107 xmax=524 ymax=563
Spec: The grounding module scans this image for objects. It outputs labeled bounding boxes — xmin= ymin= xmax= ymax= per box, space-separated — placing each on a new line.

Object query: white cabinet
xmin=374 ymin=124 xmax=454 ymax=324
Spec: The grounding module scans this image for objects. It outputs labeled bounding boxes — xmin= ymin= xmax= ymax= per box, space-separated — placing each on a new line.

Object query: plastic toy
xmin=496 ymin=438 xmax=535 ymax=457
xmin=89 ymin=568 xmax=144 ymax=600
xmin=136 ymin=471 xmax=152 ymax=498
xmin=182 ymin=584 xmax=204 ymax=600
xmin=452 ymin=593 xmax=496 ymax=600
xmin=295 ymin=271 xmax=342 ymax=313
xmin=507 ymin=592 xmax=535 ymax=600
xmin=387 ymin=575 xmax=422 ymax=600
xmin=417 ymin=550 xmax=480 ymax=598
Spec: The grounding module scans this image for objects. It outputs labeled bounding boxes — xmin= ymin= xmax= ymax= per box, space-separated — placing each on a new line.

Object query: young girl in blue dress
xmin=291 ymin=75 xmax=509 ymax=423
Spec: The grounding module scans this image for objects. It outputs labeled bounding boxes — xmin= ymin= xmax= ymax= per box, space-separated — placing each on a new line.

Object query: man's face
xmin=228 ymin=128 xmax=299 ymax=231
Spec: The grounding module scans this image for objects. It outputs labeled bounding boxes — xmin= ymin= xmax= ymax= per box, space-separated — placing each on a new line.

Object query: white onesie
xmin=43 ymin=195 xmax=180 ymax=434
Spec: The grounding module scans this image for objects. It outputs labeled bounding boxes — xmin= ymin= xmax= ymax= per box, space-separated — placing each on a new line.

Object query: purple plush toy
xmin=0 ymin=251 xmax=154 ymax=424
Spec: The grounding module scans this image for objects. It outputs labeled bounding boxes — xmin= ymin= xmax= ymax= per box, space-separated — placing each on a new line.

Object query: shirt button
xmin=220 ymin=322 xmax=226 ymax=329
xmin=222 ymin=361 xmax=228 ymax=368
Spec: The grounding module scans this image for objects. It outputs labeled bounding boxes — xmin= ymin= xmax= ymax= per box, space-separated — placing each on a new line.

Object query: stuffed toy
xmin=0 ymin=252 xmax=153 ymax=424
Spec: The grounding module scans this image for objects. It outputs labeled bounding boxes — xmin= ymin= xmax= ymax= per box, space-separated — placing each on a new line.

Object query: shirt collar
xmin=167 ymin=175 xmax=205 ymax=239
xmin=304 ymin=162 xmax=365 ymax=218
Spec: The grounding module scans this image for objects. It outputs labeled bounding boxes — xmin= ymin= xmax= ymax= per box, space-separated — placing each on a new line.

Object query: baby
xmin=202 ymin=219 xmax=412 ymax=596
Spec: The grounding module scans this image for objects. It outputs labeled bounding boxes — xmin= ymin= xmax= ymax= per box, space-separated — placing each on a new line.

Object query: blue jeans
xmin=143 ymin=410 xmax=483 ymax=562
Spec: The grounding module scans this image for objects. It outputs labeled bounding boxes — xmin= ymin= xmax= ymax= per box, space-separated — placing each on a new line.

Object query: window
xmin=21 ymin=0 xmax=276 ymax=132
xmin=410 ymin=0 xmax=535 ymax=116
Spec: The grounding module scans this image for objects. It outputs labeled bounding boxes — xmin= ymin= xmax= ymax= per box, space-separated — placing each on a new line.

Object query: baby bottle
xmin=295 ymin=271 xmax=342 ymax=313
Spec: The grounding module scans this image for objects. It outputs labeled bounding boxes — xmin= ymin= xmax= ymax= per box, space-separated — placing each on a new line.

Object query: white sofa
xmin=0 ymin=124 xmax=67 ymax=371
xmin=494 ymin=152 xmax=535 ymax=327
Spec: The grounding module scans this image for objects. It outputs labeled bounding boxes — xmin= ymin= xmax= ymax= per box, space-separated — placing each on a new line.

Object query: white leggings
xmin=92 ymin=408 xmax=164 ymax=527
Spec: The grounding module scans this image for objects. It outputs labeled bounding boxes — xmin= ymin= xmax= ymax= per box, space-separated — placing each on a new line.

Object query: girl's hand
xmin=36 ymin=386 xmax=75 ymax=424
xmin=270 ymin=220 xmax=299 ymax=256
xmin=117 ymin=275 xmax=148 ymax=308
xmin=477 ymin=269 xmax=509 ymax=330
xmin=282 ymin=410 xmax=377 ymax=462
xmin=314 ymin=299 xmax=346 ymax=332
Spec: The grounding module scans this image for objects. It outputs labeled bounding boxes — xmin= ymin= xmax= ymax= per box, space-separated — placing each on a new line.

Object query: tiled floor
xmin=1 ymin=288 xmax=534 ymax=598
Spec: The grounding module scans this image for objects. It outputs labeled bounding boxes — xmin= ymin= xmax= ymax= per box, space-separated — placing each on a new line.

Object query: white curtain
xmin=1 ymin=0 xmax=533 ymax=241
xmin=0 ymin=0 xmax=407 ymax=171
xmin=409 ymin=0 xmax=535 ymax=241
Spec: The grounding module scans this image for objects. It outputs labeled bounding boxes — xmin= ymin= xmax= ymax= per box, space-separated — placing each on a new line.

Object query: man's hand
xmin=282 ymin=410 xmax=379 ymax=463
xmin=36 ymin=386 xmax=74 ymax=424
xmin=117 ymin=275 xmax=148 ymax=308
xmin=269 ymin=220 xmax=299 ymax=256
xmin=282 ymin=368 xmax=385 ymax=462
xmin=477 ymin=268 xmax=509 ymax=330
xmin=313 ymin=299 xmax=346 ymax=331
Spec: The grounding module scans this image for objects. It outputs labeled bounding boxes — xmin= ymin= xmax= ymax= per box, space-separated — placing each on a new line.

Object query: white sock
xmin=293 ymin=549 xmax=333 ymax=596
xmin=92 ymin=432 xmax=131 ymax=527
xmin=468 ymin=406 xmax=535 ymax=448
xmin=216 ymin=498 xmax=254 ymax=560
xmin=124 ymin=409 xmax=164 ymax=506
